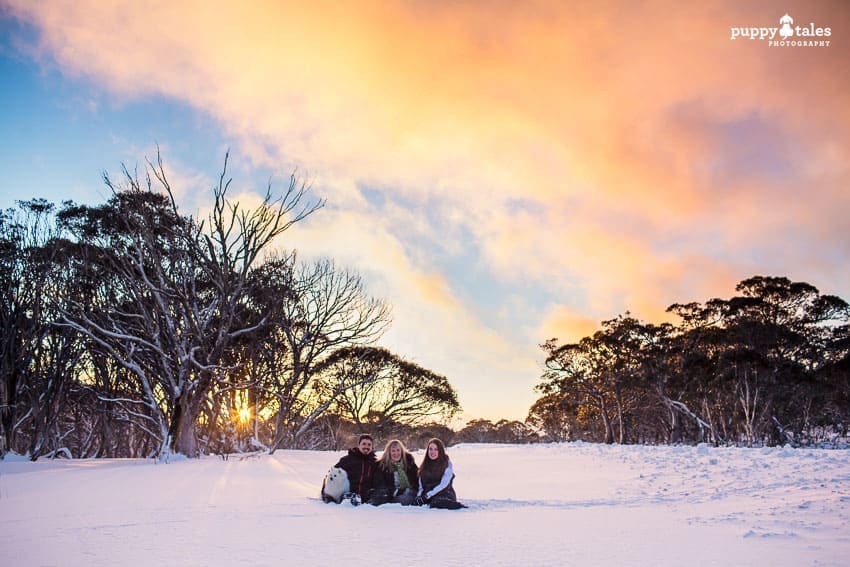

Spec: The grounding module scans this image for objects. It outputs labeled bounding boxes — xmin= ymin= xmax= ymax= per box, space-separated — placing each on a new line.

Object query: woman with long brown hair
xmin=415 ymin=438 xmax=465 ymax=509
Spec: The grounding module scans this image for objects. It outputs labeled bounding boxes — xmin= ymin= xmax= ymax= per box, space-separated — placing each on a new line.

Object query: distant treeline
xmin=529 ymin=276 xmax=850 ymax=447
xmin=0 ymin=155 xmax=460 ymax=461
xmin=240 ymin=415 xmax=539 ymax=454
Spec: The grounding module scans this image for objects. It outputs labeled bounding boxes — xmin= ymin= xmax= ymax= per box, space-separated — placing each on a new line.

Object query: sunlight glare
xmin=237 ymin=405 xmax=252 ymax=424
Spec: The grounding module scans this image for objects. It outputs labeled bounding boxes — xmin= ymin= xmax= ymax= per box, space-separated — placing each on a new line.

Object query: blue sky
xmin=0 ymin=16 xmax=252 ymax=214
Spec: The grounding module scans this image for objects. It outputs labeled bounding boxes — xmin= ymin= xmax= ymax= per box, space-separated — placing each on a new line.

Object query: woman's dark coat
xmin=373 ymin=452 xmax=419 ymax=496
xmin=419 ymin=458 xmax=464 ymax=509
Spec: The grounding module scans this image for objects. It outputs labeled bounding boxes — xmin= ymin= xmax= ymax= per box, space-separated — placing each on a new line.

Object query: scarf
xmin=392 ymin=459 xmax=410 ymax=491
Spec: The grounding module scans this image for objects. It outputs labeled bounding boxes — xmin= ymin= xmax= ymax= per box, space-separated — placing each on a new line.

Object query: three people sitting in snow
xmin=322 ymin=434 xmax=465 ymax=509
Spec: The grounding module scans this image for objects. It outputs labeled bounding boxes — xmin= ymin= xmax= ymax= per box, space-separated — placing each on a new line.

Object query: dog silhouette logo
xmin=779 ymin=14 xmax=794 ymax=39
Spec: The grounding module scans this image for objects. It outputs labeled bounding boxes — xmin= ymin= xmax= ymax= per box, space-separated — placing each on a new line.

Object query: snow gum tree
xmin=0 ymin=199 xmax=78 ymax=459
xmin=245 ymin=257 xmax=392 ymax=452
xmin=535 ymin=276 xmax=850 ymax=446
xmin=57 ymin=152 xmax=322 ymax=457
xmin=318 ymin=345 xmax=460 ymax=437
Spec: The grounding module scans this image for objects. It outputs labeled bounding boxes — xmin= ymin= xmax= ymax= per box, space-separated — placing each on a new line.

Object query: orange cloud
xmin=539 ymin=305 xmax=600 ymax=344
xmin=4 ymin=0 xmax=849 ymax=419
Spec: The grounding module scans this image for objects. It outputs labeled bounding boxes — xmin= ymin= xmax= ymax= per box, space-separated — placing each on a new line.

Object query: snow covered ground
xmin=2 ymin=442 xmax=849 ymax=566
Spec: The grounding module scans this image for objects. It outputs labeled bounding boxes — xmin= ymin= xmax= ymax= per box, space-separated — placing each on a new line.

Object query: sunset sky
xmin=1 ymin=1 xmax=848 ymax=422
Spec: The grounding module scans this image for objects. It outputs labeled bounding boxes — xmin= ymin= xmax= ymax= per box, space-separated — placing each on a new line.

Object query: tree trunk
xmin=168 ymin=397 xmax=200 ymax=457
xmin=0 ymin=372 xmax=18 ymax=457
xmin=598 ymin=396 xmax=614 ymax=444
xmin=668 ymin=403 xmax=681 ymax=444
xmin=615 ymin=393 xmax=625 ymax=444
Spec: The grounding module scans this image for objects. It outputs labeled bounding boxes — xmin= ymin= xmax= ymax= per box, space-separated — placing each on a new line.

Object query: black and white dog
xmin=321 ymin=467 xmax=350 ymax=503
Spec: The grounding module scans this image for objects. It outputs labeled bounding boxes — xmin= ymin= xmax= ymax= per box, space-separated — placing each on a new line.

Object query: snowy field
xmin=2 ymin=443 xmax=849 ymax=566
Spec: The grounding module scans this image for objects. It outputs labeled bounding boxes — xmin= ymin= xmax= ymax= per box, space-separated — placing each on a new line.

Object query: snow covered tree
xmin=246 ymin=258 xmax=392 ymax=452
xmin=56 ymin=152 xmax=322 ymax=457
xmin=0 ymin=199 xmax=82 ymax=459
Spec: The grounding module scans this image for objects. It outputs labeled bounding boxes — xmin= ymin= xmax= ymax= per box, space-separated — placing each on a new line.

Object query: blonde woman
xmin=369 ymin=439 xmax=419 ymax=506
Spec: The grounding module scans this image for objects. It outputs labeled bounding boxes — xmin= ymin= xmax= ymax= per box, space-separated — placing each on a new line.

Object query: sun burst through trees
xmin=237 ymin=404 xmax=253 ymax=425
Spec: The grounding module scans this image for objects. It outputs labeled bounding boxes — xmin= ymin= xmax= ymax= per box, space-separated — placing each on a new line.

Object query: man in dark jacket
xmin=333 ymin=434 xmax=378 ymax=504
